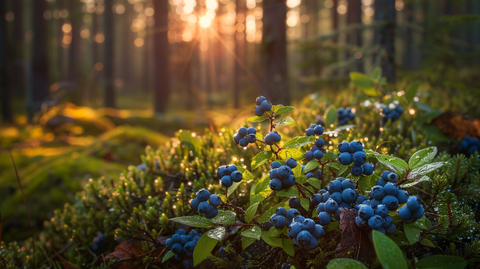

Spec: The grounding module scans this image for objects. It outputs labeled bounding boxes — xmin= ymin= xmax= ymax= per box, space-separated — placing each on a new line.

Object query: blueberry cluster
xmin=304 ymin=138 xmax=326 ymax=162
xmin=234 ymin=127 xmax=257 ymax=147
xmin=270 ymin=207 xmax=300 ymax=228
xmin=397 ymin=196 xmax=425 ymax=224
xmin=288 ymin=217 xmax=325 ymax=249
xmin=316 ymin=178 xmax=360 ymax=225
xmin=337 ymin=107 xmax=356 ymax=125
xmin=264 ymin=131 xmax=282 ymax=145
xmin=459 ymin=136 xmax=480 ymax=155
xmin=190 ymin=189 xmax=222 ymax=219
xmin=254 ymin=96 xmax=273 ymax=116
xmin=380 ymin=103 xmax=403 ymax=123
xmin=165 ymin=229 xmax=202 ymax=267
xmin=305 ymin=123 xmax=324 ymax=137
xmin=269 ymin=159 xmax=297 ymax=191
xmin=92 ymin=232 xmax=106 ymax=251
xmin=216 ymin=164 xmax=243 ymax=188
xmin=337 ymin=140 xmax=374 ymax=176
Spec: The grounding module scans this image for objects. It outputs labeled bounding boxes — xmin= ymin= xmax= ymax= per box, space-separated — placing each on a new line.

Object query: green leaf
xmin=193 ymin=233 xmax=218 ymax=266
xmin=304 ymin=160 xmax=320 ymax=173
xmin=259 ymin=200 xmax=288 ymax=223
xmin=211 ymin=210 xmax=236 ymax=225
xmin=372 ymin=230 xmax=408 ymax=269
xmin=282 ymin=238 xmax=295 ymax=257
xmin=408 ymin=162 xmax=446 ymax=179
xmin=161 ymin=250 xmax=175 ymax=263
xmin=277 ymin=186 xmax=299 ymax=197
xmin=251 ymin=151 xmax=273 ymax=170
xmin=404 ymin=223 xmax=421 ymax=245
xmin=275 ymin=106 xmax=296 ymax=116
xmin=362 ymin=87 xmax=382 ymax=96
xmin=375 ymin=154 xmax=409 ymax=175
xmin=412 ymin=216 xmax=429 ymax=230
xmin=255 ymin=132 xmax=264 ymax=142
xmin=325 ymin=105 xmax=338 ymax=127
xmin=419 ymin=238 xmax=435 ymax=248
xmin=370 ymin=67 xmax=382 ymax=80
xmin=300 ymin=198 xmax=310 ymax=211
xmin=416 ymin=255 xmax=467 ymax=269
xmin=406 ymin=82 xmax=419 ymax=103
xmin=283 ymin=136 xmax=315 ymax=149
xmin=307 ymin=178 xmax=322 ymax=189
xmin=274 ymin=116 xmax=297 ymax=126
xmin=321 ymin=151 xmax=338 ymax=161
xmin=293 ymin=164 xmax=303 ymax=178
xmin=358 ymin=175 xmax=377 ymax=193
xmin=327 ymin=258 xmax=368 ymax=269
xmin=255 ymin=175 xmax=271 ymax=194
xmin=279 ymin=148 xmax=305 ymax=160
xmin=207 ymin=226 xmax=226 ymax=241
xmin=227 ymin=182 xmax=242 ymax=196
xmin=401 ymin=175 xmax=431 ymax=188
xmin=169 ymin=216 xmax=213 ymax=228
xmin=238 ymin=166 xmax=253 ymax=181
xmin=267 ymin=226 xmax=285 ymax=237
xmin=261 ymin=231 xmax=283 ymax=247
xmin=350 ymin=72 xmax=374 ymax=89
xmin=365 ymin=149 xmax=379 ymax=158
xmin=242 ymin=236 xmax=256 ymax=250
xmin=245 ymin=203 xmax=260 ymax=223
xmin=409 ymin=147 xmax=438 ymax=169
xmin=241 ymin=226 xmax=261 ymax=240
xmin=247 ymin=115 xmax=268 ymax=123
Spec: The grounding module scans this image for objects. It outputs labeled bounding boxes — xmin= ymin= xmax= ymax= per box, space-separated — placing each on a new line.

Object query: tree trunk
xmin=29 ymin=0 xmax=50 ymax=121
xmin=0 ymin=0 xmax=13 ymax=122
xmin=374 ymin=0 xmax=395 ymax=83
xmin=153 ymin=0 xmax=170 ymax=114
xmin=261 ymin=0 xmax=288 ymax=105
xmin=69 ymin=0 xmax=81 ymax=81
xmin=234 ymin=0 xmax=246 ymax=108
xmin=104 ymin=0 xmax=115 ymax=108
xmin=12 ymin=0 xmax=23 ymax=46
xmin=347 ymin=0 xmax=363 ymax=72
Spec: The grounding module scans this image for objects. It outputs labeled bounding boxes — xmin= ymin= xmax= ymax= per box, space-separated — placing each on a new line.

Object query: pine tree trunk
xmin=374 ymin=0 xmax=395 ymax=83
xmin=69 ymin=0 xmax=81 ymax=81
xmin=261 ymin=0 xmax=288 ymax=105
xmin=104 ymin=0 xmax=115 ymax=108
xmin=234 ymin=0 xmax=246 ymax=108
xmin=0 ymin=0 xmax=13 ymax=122
xmin=347 ymin=0 xmax=363 ymax=72
xmin=153 ymin=0 xmax=170 ymax=114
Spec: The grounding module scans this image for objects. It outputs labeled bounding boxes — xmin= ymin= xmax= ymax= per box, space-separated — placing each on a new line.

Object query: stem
xmin=295 ymin=182 xmax=313 ymax=198
xmin=223 ymin=223 xmax=261 ymax=228
xmin=397 ymin=170 xmax=411 ymax=186
xmin=320 ymin=163 xmax=325 ymax=189
xmin=221 ymin=201 xmax=246 ymax=215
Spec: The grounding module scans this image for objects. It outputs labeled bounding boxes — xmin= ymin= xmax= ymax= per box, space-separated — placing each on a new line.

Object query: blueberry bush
xmin=1 ymin=71 xmax=480 ymax=269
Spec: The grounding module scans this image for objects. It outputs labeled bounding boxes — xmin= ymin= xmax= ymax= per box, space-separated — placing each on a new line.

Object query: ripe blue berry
xmin=190 ymin=198 xmax=200 ymax=211
xmin=330 ymin=192 xmax=343 ymax=204
xmin=166 ymin=238 xmax=173 ymax=249
xmin=260 ymin=100 xmax=272 ymax=111
xmin=316 ymin=203 xmax=325 ymax=212
xmin=233 ymin=133 xmax=241 ymax=144
xmin=247 ymin=127 xmax=256 ymax=134
xmin=341 ymin=179 xmax=355 ymax=190
xmin=381 ymin=171 xmax=391 ymax=180
xmin=272 ymin=215 xmax=287 ymax=228
xmin=269 ymin=178 xmax=283 ymax=191
xmin=301 ymin=218 xmax=316 ymax=233
xmin=255 ymin=96 xmax=267 ymax=105
xmin=286 ymin=158 xmax=297 ymax=168
xmin=382 ymin=195 xmax=399 ymax=211
xmin=196 ymin=189 xmax=210 ymax=202
xmin=314 ymin=125 xmax=324 ymax=135
xmin=318 ymin=212 xmax=332 ymax=225
xmin=283 ymin=174 xmax=295 ymax=187
xmin=338 ymin=142 xmax=350 ymax=153
xmin=227 ymin=164 xmax=237 ymax=174
xmin=368 ymin=215 xmax=383 ymax=230
xmin=349 ymin=140 xmax=364 ymax=153
xmin=358 ymin=205 xmax=374 ymax=220
xmin=406 ymin=196 xmax=421 ymax=212
xmin=288 ymin=222 xmax=302 ymax=238
xmin=221 ymin=176 xmax=233 ymax=187
xmin=327 ymin=180 xmax=342 ymax=194
xmin=377 ymin=177 xmax=388 ymax=187
xmin=307 ymin=236 xmax=318 ymax=249
xmin=296 ymin=230 xmax=313 ymax=247
xmin=304 ymin=151 xmax=314 ymax=161
xmin=271 ymin=161 xmax=282 ymax=169
xmin=370 ymin=186 xmax=386 ymax=200
xmin=338 ymin=152 xmax=353 ymax=165
xmin=387 ymin=172 xmax=398 ymax=182
xmin=375 ymin=204 xmax=389 ymax=218
xmin=231 ymin=170 xmax=243 ymax=182
xmin=363 ymin=163 xmax=374 ymax=175
xmin=351 ymin=164 xmax=364 ymax=176
xmin=293 ymin=216 xmax=305 ymax=223
xmin=306 ymin=171 xmax=316 ymax=179
xmin=325 ymin=199 xmax=339 ymax=213
xmin=209 ymin=195 xmax=222 ymax=207
xmin=341 ymin=188 xmax=357 ymax=203
xmin=384 ymin=183 xmax=398 ymax=196
xmin=238 ymin=127 xmax=248 ymax=137
xmin=277 ymin=166 xmax=290 ymax=179
xmin=370 ymin=199 xmax=382 ymax=208
xmin=276 ymin=207 xmax=287 ymax=217
xmin=270 ymin=132 xmax=281 ymax=143
xmin=264 ymin=134 xmax=273 ymax=145
xmin=313 ymin=150 xmax=324 ymax=160
xmin=288 ymin=197 xmax=301 ymax=209
xmin=315 ymin=138 xmax=325 ymax=148
xmin=382 ymin=215 xmax=393 ymax=228
xmin=356 ymin=195 xmax=367 ymax=205
xmin=239 ymin=138 xmax=248 ymax=147
xmin=247 ymin=133 xmax=256 ymax=143
xmin=198 ymin=202 xmax=212 ymax=214
xmin=306 ymin=128 xmax=315 ymax=136
xmin=254 ymin=105 xmax=264 ymax=116
xmin=205 ymin=207 xmax=218 ymax=218
xmin=171 ymin=243 xmax=184 ymax=254
xmin=396 ymin=190 xmax=409 ymax=204
xmin=397 ymin=206 xmax=412 ymax=220
xmin=180 ymin=235 xmax=189 ymax=245
xmin=412 ymin=206 xmax=424 ymax=219
xmin=171 ymin=234 xmax=181 ymax=243
xmin=355 ymin=216 xmax=368 ymax=228
xmin=312 ymin=224 xmax=325 ymax=239
xmin=385 ymin=223 xmax=396 ymax=234
xmin=352 ymin=151 xmax=367 ymax=166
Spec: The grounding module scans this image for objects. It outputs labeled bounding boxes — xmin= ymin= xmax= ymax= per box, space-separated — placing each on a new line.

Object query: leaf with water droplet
xmin=408 ymin=162 xmax=446 ymax=179
xmin=274 ymin=116 xmax=297 ymax=126
xmin=169 ymin=216 xmax=213 ymax=228
xmin=251 ymin=151 xmax=273 ymax=170
xmin=211 ymin=210 xmax=236 ymax=225
xmin=283 ymin=135 xmax=315 ymax=149
xmin=245 ymin=202 xmax=260 ymax=223
xmin=401 ymin=175 xmax=431 ymax=188
xmin=409 ymin=147 xmax=438 ymax=169
xmin=372 ymin=230 xmax=408 ymax=269
xmin=241 ymin=226 xmax=261 ymax=240
xmin=161 ymin=250 xmax=175 ymax=263
xmin=404 ymin=223 xmax=421 ymax=245
xmin=375 ymin=154 xmax=409 ymax=175
xmin=207 ymin=226 xmax=226 ymax=241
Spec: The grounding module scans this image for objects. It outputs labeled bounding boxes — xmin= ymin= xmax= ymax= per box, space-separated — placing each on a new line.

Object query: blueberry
xmin=355 ymin=195 xmax=367 ymax=205
xmin=256 ymin=96 xmax=267 ymax=105
xmin=338 ymin=142 xmax=351 ymax=153
xmin=260 ymin=100 xmax=272 ymax=111
xmin=254 ymin=105 xmax=264 ymax=116
xmin=288 ymin=197 xmax=301 ymax=210
xmin=310 ymin=124 xmax=318 ymax=128
xmin=330 ymin=192 xmax=343 ymax=204
xmin=314 ymin=125 xmax=324 ymax=135
xmin=325 ymin=198 xmax=339 ymax=213
xmin=314 ymin=150 xmax=324 ymax=160
xmin=385 ymin=223 xmax=396 ymax=234
xmin=375 ymin=204 xmax=389 ymax=218
xmin=301 ymin=218 xmax=316 ymax=233
xmin=231 ymin=170 xmax=243 ymax=182
xmin=307 ymin=236 xmax=318 ymax=249
xmin=269 ymin=178 xmax=283 ymax=191
xmin=239 ymin=137 xmax=248 ymax=147
xmin=166 ymin=238 xmax=173 ymax=249
xmin=327 ymin=180 xmax=342 ymax=194
xmin=233 ymin=133 xmax=241 ymax=144
xmin=296 ymin=230 xmax=313 ymax=247
xmin=370 ymin=186 xmax=386 ymax=200
xmin=382 ymin=215 xmax=393 ymax=228
xmin=382 ymin=195 xmax=399 ymax=211
xmin=270 ymin=213 xmax=278 ymax=223
xmin=270 ymin=132 xmax=281 ymax=143
xmin=218 ymin=246 xmax=227 ymax=257
xmin=318 ymin=212 xmax=332 ymax=225
xmin=271 ymin=161 xmax=282 ymax=169
xmin=349 ymin=140 xmax=364 ymax=153
xmin=397 ymin=206 xmax=412 ymax=220
xmin=217 ymin=166 xmax=227 ymax=178
xmin=287 ymin=208 xmax=300 ymax=220
xmin=370 ymin=199 xmax=382 ymax=208
xmin=205 ymin=207 xmax=218 ymax=218
xmin=264 ymin=134 xmax=273 ymax=145
xmin=316 ymin=118 xmax=325 ymax=126
xmin=92 ymin=244 xmax=99 ymax=251
xmin=281 ymin=263 xmax=292 ymax=269
xmin=304 ymin=151 xmax=314 ymax=161
xmin=196 ymin=189 xmax=210 ymax=202
xmin=312 ymin=224 xmax=325 ymax=239
xmin=283 ymin=174 xmax=295 ymax=187
xmin=276 ymin=207 xmax=287 ymax=217
xmin=306 ymin=171 xmax=316 ymax=179
xmin=306 ymin=128 xmax=315 ymax=136
xmin=316 ymin=170 xmax=322 ymax=179
xmin=341 ymin=179 xmax=355 ymax=190
xmin=221 ymin=176 xmax=233 ymax=187
xmin=363 ymin=163 xmax=374 ymax=175
xmin=198 ymin=202 xmax=212 ymax=214
xmin=188 ymin=229 xmax=199 ymax=236
xmin=338 ymin=152 xmax=352 ymax=165
xmin=358 ymin=205 xmax=374 ymax=220
xmin=406 ymin=196 xmax=421 ymax=212
xmin=293 ymin=216 xmax=305 ymax=223
xmin=368 ymin=215 xmax=383 ymax=230
xmin=190 ymin=198 xmax=200 ymax=211
xmin=171 ymin=234 xmax=181 ymax=243
xmin=286 ymin=158 xmax=297 ymax=168
xmin=319 ymin=191 xmax=330 ymax=202
xmin=412 ymin=206 xmax=424 ymax=219
xmin=311 ymin=146 xmax=320 ymax=152
xmin=352 ymin=151 xmax=367 ymax=166
xmin=387 ymin=172 xmax=398 ymax=183
xmin=277 ymin=166 xmax=290 ymax=179
xmin=384 ymin=183 xmax=399 ymax=196
xmin=341 ymin=188 xmax=357 ymax=203
xmin=396 ymin=190 xmax=409 ymax=204
xmin=315 ymin=138 xmax=325 ymax=148
xmin=381 ymin=171 xmax=391 ymax=181
xmin=238 ymin=127 xmax=248 ymax=137
xmin=351 ymin=164 xmax=364 ymax=176
xmin=180 ymin=235 xmax=189 ymax=245
xmin=316 ymin=203 xmax=325 ymax=212
xmin=311 ymin=194 xmax=322 ymax=206
xmin=193 ymin=235 xmax=201 ymax=243
xmin=176 ymin=229 xmax=186 ymax=235
xmin=209 ymin=195 xmax=222 ymax=207
xmin=171 ymin=243 xmax=184 ymax=254
xmin=374 ymin=227 xmax=386 ymax=234
xmin=247 ymin=133 xmax=257 ymax=143
xmin=272 ymin=215 xmax=287 ymax=228
xmin=247 ymin=127 xmax=256 ymax=134
xmin=355 ymin=216 xmax=368 ymax=228
xmin=377 ymin=177 xmax=388 ymax=187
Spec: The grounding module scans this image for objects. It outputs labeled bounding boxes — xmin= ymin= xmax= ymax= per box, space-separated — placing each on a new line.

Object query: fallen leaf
xmin=103 ymin=239 xmax=146 ymax=269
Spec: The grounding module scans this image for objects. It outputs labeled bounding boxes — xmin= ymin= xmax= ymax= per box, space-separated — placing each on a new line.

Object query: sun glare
xmin=199 ymin=16 xmax=211 ymax=28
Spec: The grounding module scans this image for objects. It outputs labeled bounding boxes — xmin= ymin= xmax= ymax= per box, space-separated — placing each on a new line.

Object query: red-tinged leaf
xmin=335 ymin=209 xmax=376 ymax=265
xmin=104 ymin=239 xmax=154 ymax=268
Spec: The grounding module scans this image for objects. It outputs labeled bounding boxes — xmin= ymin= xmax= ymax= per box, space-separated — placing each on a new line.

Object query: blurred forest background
xmin=0 ymin=0 xmax=479 ymax=242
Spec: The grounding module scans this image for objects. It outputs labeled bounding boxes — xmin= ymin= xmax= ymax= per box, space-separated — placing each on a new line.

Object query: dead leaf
xmin=104 ymin=239 xmax=145 ymax=269
xmin=335 ymin=208 xmax=376 ymax=265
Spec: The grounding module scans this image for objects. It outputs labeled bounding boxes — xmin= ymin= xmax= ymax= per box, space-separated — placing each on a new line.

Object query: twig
xmin=221 ymin=202 xmax=246 ymax=215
